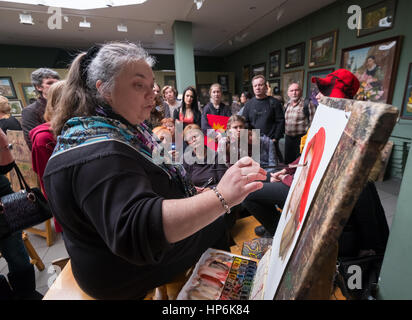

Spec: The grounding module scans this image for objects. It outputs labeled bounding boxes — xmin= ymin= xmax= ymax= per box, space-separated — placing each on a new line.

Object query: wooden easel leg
xmin=304 ymin=243 xmax=339 ymax=300
xmin=22 ymin=232 xmax=45 ymax=271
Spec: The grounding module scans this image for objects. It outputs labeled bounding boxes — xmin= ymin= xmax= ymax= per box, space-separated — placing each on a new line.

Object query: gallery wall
xmin=225 ymin=0 xmax=412 ymax=179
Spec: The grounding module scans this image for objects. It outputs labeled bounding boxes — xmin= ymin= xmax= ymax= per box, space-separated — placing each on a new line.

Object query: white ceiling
xmin=0 ymin=0 xmax=337 ymax=56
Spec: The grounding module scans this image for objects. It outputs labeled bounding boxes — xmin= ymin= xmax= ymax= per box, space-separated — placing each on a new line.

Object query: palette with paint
xmin=177 ymin=248 xmax=271 ymax=300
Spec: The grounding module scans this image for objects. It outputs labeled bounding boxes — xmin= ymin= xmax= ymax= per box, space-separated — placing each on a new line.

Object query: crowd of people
xmin=0 ymin=41 xmax=389 ymax=300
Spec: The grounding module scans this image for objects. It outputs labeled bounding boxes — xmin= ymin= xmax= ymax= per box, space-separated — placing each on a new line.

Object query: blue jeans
xmin=0 ymin=231 xmax=31 ymax=274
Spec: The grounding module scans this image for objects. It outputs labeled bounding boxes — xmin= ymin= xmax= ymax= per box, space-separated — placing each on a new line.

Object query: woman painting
xmin=43 ymin=42 xmax=266 ymax=299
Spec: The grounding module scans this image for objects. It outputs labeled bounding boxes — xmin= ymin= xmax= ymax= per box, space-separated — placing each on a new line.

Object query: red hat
xmin=311 ymin=69 xmax=360 ymax=99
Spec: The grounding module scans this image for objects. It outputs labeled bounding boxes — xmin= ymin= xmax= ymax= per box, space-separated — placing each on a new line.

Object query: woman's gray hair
xmin=86 ymin=42 xmax=155 ymax=104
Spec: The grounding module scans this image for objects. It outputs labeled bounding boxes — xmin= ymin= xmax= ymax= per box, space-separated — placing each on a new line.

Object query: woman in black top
xmin=0 ymin=96 xmax=22 ymax=133
xmin=43 ymin=42 xmax=266 ymax=299
xmin=173 ymin=86 xmax=201 ymax=129
xmin=0 ymin=128 xmax=42 ymax=300
xmin=201 ymin=83 xmax=232 ymax=132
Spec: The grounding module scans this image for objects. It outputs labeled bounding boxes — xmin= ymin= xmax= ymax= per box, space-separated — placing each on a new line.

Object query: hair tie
xmin=80 ymin=45 xmax=101 ymax=85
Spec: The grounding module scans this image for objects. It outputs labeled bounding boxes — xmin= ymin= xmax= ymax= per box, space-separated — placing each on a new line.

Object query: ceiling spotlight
xmin=154 ymin=25 xmax=164 ymax=35
xmin=117 ymin=24 xmax=128 ymax=32
xmin=79 ymin=17 xmax=91 ymax=28
xmin=194 ymin=0 xmax=204 ymax=10
xmin=19 ymin=13 xmax=34 ymax=25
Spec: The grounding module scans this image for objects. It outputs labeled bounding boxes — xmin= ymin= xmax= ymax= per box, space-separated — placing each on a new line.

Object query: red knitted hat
xmin=311 ymin=69 xmax=360 ymax=99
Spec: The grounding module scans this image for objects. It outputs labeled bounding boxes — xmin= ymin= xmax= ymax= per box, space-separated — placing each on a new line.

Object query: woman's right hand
xmin=216 ymin=156 xmax=266 ymax=208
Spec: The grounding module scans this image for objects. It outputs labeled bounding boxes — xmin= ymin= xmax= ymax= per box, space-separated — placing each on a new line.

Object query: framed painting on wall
xmin=281 ymin=70 xmax=304 ymax=101
xmin=341 ymin=36 xmax=402 ymax=104
xmin=308 ymin=30 xmax=338 ymax=68
xmin=269 ymin=79 xmax=281 ymax=96
xmin=197 ymin=83 xmax=211 ymax=107
xmin=306 ymin=68 xmax=335 ymax=98
xmin=19 ymin=83 xmax=37 ymax=106
xmin=9 ymin=100 xmax=23 ymax=116
xmin=0 ymin=77 xmax=17 ymax=99
xmin=217 ymin=75 xmax=229 ymax=93
xmin=357 ymin=0 xmax=397 ymax=38
xmin=269 ymin=50 xmax=281 ymax=78
xmin=252 ymin=63 xmax=266 ymax=78
xmin=400 ymin=63 xmax=412 ymax=120
xmin=164 ymin=75 xmax=176 ymax=89
xmin=243 ymin=65 xmax=251 ymax=84
xmin=285 ymin=42 xmax=305 ymax=69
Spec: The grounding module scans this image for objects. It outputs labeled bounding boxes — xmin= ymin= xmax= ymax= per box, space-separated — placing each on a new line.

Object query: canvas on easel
xmin=176 ymin=97 xmax=398 ymax=300
xmin=274 ymin=96 xmax=398 ymax=300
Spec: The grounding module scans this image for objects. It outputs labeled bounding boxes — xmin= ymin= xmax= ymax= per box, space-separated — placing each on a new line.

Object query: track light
xmin=19 ymin=13 xmax=34 ymax=25
xmin=194 ymin=0 xmax=204 ymax=10
xmin=117 ymin=24 xmax=128 ymax=32
xmin=79 ymin=17 xmax=91 ymax=28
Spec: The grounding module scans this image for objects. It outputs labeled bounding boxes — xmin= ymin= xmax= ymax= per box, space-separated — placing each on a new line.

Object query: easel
xmin=274 ymin=97 xmax=398 ymax=299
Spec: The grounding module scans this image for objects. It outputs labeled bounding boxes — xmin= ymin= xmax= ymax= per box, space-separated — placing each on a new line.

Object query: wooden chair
xmin=6 ymin=130 xmax=54 ymax=247
xmin=0 ymin=231 xmax=45 ymax=271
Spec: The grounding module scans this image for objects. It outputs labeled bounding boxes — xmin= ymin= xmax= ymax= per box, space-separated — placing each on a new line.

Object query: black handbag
xmin=0 ymin=163 xmax=52 ymax=239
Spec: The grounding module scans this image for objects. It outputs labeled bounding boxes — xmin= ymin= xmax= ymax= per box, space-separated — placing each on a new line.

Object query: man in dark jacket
xmin=22 ymin=68 xmax=60 ymax=150
xmin=242 ymin=75 xmax=285 ymax=162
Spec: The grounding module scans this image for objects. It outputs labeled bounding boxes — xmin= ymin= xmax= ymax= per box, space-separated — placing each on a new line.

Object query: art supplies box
xmin=177 ymin=247 xmax=271 ymax=300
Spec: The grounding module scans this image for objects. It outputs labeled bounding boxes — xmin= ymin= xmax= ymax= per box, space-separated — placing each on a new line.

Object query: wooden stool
xmin=22 ymin=231 xmax=45 ymax=271
xmin=25 ymin=219 xmax=54 ymax=247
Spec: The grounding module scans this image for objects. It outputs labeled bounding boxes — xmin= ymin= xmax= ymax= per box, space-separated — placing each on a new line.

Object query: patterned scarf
xmin=53 ymin=106 xmax=196 ymax=198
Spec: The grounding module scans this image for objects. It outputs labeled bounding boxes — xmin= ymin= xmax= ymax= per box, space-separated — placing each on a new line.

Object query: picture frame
xmin=308 ymin=30 xmax=338 ymax=68
xmin=0 ymin=76 xmax=17 ymax=99
xmin=197 ymin=83 xmax=211 ymax=107
xmin=19 ymin=82 xmax=37 ymax=106
xmin=400 ymin=63 xmax=412 ymax=120
xmin=285 ymin=42 xmax=305 ymax=69
xmin=281 ymin=69 xmax=304 ymax=102
xmin=269 ymin=79 xmax=281 ymax=96
xmin=164 ymin=75 xmax=176 ymax=89
xmin=306 ymin=68 xmax=335 ymax=98
xmin=269 ymin=50 xmax=281 ymax=78
xmin=341 ymin=36 xmax=402 ymax=104
xmin=8 ymin=99 xmax=23 ymax=116
xmin=252 ymin=63 xmax=266 ymax=78
xmin=242 ymin=65 xmax=251 ymax=84
xmin=217 ymin=75 xmax=229 ymax=93
xmin=357 ymin=0 xmax=397 ymax=38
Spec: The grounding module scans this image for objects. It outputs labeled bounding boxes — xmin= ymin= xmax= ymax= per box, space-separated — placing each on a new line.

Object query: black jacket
xmin=22 ymin=97 xmax=46 ymax=150
xmin=43 ymin=140 xmax=227 ymax=299
xmin=243 ymin=96 xmax=285 ymax=141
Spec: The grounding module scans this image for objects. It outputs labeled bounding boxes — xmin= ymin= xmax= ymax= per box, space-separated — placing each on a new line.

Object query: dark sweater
xmin=43 ymin=140 xmax=227 ymax=299
xmin=242 ymin=96 xmax=285 ymax=141
xmin=22 ymin=97 xmax=47 ymax=150
xmin=0 ymin=116 xmax=22 ymax=133
xmin=201 ymin=102 xmax=232 ymax=132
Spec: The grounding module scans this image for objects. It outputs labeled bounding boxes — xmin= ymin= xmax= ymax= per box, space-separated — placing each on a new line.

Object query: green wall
xmin=226 ymin=0 xmax=412 ymax=178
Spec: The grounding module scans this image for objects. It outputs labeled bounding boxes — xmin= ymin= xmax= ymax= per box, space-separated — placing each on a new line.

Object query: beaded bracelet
xmin=212 ymin=187 xmax=231 ymax=214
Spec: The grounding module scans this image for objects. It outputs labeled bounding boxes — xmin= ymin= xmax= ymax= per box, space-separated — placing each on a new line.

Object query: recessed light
xmin=79 ymin=17 xmax=91 ymax=28
xmin=19 ymin=13 xmax=34 ymax=25
xmin=117 ymin=24 xmax=128 ymax=32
